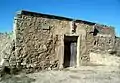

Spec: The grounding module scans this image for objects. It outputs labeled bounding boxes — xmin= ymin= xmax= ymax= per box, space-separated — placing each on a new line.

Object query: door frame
xmin=59 ymin=34 xmax=80 ymax=69
xmin=63 ymin=36 xmax=78 ymax=68
xmin=63 ymin=35 xmax=80 ymax=68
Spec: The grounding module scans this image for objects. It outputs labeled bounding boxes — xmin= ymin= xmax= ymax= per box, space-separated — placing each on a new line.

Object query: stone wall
xmin=0 ymin=10 xmax=116 ymax=73
xmin=115 ymin=37 xmax=120 ymax=56
xmin=0 ymin=32 xmax=16 ymax=74
xmin=0 ymin=33 xmax=13 ymax=63
xmin=13 ymin=10 xmax=117 ymax=72
xmin=15 ymin=14 xmax=59 ymax=72
xmin=14 ymin=11 xmax=97 ymax=71
xmin=90 ymin=25 xmax=115 ymax=53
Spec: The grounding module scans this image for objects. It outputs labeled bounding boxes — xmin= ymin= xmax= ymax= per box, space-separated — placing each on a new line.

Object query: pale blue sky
xmin=0 ymin=0 xmax=120 ymax=36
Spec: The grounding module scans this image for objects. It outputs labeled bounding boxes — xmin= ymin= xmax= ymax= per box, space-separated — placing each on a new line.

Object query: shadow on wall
xmin=89 ymin=27 xmax=99 ymax=36
xmin=93 ymin=28 xmax=99 ymax=36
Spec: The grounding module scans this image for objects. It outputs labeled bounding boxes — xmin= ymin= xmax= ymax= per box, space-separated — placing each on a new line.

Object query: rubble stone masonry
xmin=0 ymin=10 xmax=118 ymax=73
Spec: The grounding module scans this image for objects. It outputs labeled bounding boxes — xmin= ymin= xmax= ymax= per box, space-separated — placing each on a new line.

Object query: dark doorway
xmin=63 ymin=36 xmax=78 ymax=68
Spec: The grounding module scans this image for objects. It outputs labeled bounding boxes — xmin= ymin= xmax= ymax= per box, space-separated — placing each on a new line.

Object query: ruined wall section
xmin=77 ymin=24 xmax=116 ymax=65
xmin=0 ymin=33 xmax=10 ymax=63
xmin=0 ymin=33 xmax=15 ymax=68
xmin=92 ymin=25 xmax=115 ymax=53
xmin=115 ymin=37 xmax=120 ymax=56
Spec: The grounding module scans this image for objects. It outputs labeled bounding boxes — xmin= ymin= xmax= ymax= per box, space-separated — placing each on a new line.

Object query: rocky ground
xmin=0 ymin=66 xmax=120 ymax=83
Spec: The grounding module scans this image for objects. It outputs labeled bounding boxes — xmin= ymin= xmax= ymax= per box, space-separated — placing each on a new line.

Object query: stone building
xmin=1 ymin=10 xmax=116 ymax=72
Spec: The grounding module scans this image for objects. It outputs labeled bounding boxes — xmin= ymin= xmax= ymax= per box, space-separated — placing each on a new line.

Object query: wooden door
xmin=70 ymin=42 xmax=77 ymax=67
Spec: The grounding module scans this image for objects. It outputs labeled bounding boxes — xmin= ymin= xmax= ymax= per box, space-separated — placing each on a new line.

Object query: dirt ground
xmin=27 ymin=66 xmax=120 ymax=83
xmin=0 ymin=66 xmax=120 ymax=83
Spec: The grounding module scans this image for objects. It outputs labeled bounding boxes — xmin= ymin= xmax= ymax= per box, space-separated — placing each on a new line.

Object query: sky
xmin=0 ymin=0 xmax=120 ymax=36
